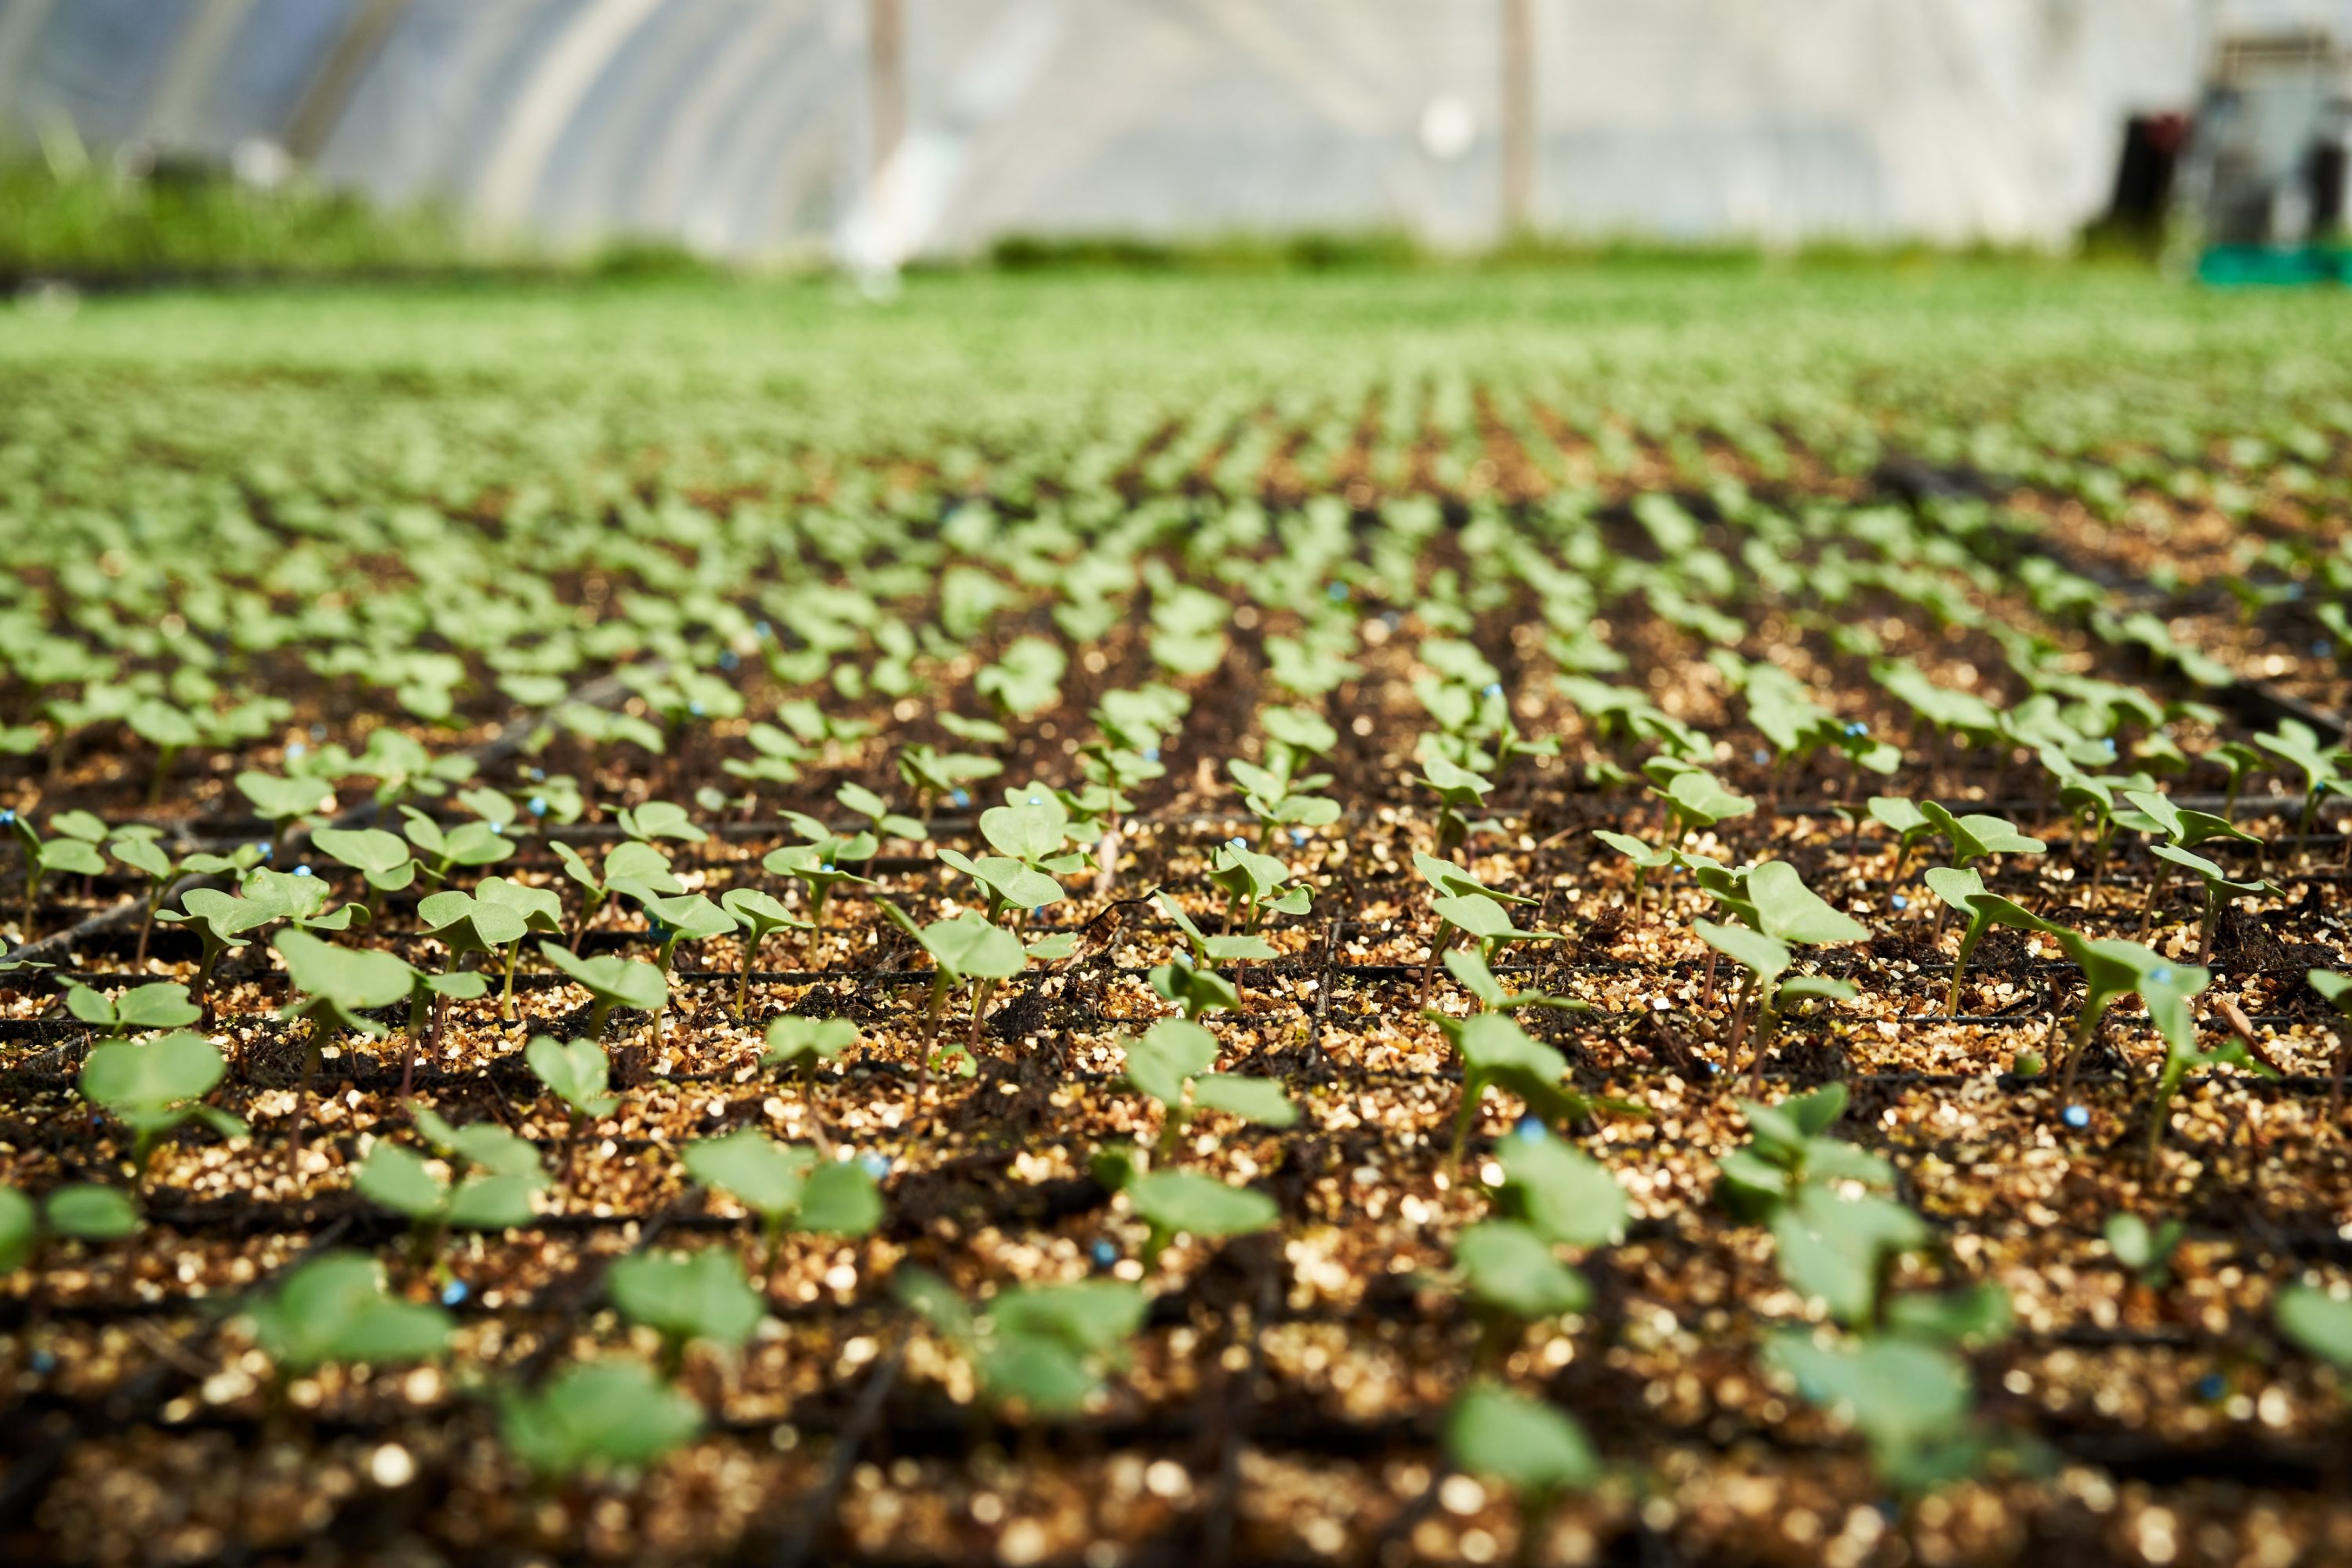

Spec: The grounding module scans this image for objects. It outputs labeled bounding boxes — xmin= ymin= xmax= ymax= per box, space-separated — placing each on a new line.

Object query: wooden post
xmin=870 ymin=0 xmax=905 ymax=176
xmin=1501 ymin=0 xmax=1535 ymax=233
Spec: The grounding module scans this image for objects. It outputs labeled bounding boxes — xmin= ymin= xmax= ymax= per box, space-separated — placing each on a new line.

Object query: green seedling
xmin=537 ymin=942 xmax=668 ymax=1044
xmin=309 ymin=826 xmax=418 ymax=918
xmin=525 ymin=1033 xmax=619 ymax=1132
xmin=129 ymin=697 xmax=201 ymax=803
xmin=156 ymin=862 xmax=362 ymax=1011
xmin=2277 ymin=1284 xmax=2352 ymax=1373
xmin=1592 ymin=829 xmax=1679 ymax=907
xmin=1203 ymin=840 xmax=1311 ymax=934
xmin=7 ymin=811 xmax=107 ymax=939
xmin=1694 ymin=921 xmax=1857 ymax=1086
xmin=761 ymin=1016 xmax=859 ymax=1091
xmin=2119 ymin=788 xmax=2265 ymax=938
xmin=235 ymin=771 xmax=335 ymax=848
xmin=1643 ymin=757 xmax=1755 ymax=846
xmin=1714 ymin=1084 xmax=1895 ymax=1221
xmin=2106 ymin=1214 xmax=2185 ymax=1291
xmin=1416 ymin=753 xmax=1494 ymax=858
xmin=1122 ymin=1018 xmax=1298 ymax=1159
xmin=63 ymin=978 xmax=200 ymax=1037
xmin=615 ymin=800 xmax=707 ymax=845
xmin=2044 ymin=929 xmax=2206 ymax=1093
xmin=976 ymin=634 xmax=1067 ymax=720
xmin=618 ymin=891 xmax=733 ymax=1041
xmin=399 ymin=804 xmax=513 ymax=882
xmin=1232 ymin=707 xmax=1341 ymax=851
xmin=681 ymin=1128 xmax=880 ymax=1273
xmin=246 ymin=1253 xmax=452 ymax=1375
xmin=1421 ymin=1011 xmax=1635 ymax=1175
xmin=2141 ymin=964 xmax=2258 ymax=1167
xmin=1922 ymin=873 xmax=2048 ymax=1014
xmin=608 ymin=1248 xmax=764 ymax=1373
xmin=1454 ymin=1131 xmax=1628 ymax=1345
xmin=723 ymin=723 xmax=808 ymax=800
xmin=2146 ymin=844 xmax=2277 ymax=961
xmin=898 ymin=743 xmax=1003 ymax=833
xmin=0 ymin=1181 xmax=142 ymax=1276
xmin=1443 ymin=947 xmax=1587 ymax=1014
xmin=419 ymin=880 xmax=539 ymax=1021
xmin=898 ymin=1268 xmax=1147 ymax=1414
xmin=1867 ymin=797 xmax=1939 ymax=877
xmin=354 ymin=1116 xmax=546 ymax=1275
xmin=1919 ymin=800 xmax=2046 ymax=871
xmin=501 ymin=1359 xmax=703 ymax=1481
xmin=937 ymin=847 xmax=1064 ymax=927
xmin=761 ymin=837 xmax=876 ymax=949
xmin=274 ymin=929 xmax=415 ymax=1155
xmin=108 ymin=832 xmax=248 ymax=965
xmin=718 ymin=887 xmax=811 ymax=1017
xmin=2254 ymin=718 xmax=2352 ymax=858
xmin=1156 ymin=891 xmax=1276 ymax=971
xmin=551 ymin=838 xmax=681 ymax=948
xmin=880 ymin=902 xmax=1026 ymax=1085
xmin=1444 ymin=1384 xmax=1600 ymax=1543
xmin=1766 ymin=1330 xmax=1991 ymax=1493
xmin=1118 ymin=1164 xmax=1279 ymax=1266
xmin=78 ymin=1029 xmax=242 ymax=1181
xmin=837 ymin=780 xmax=924 ymax=844
xmin=1915 ymin=800 xmax=2047 ymax=935
xmin=2205 ymin=740 xmax=2264 ymax=822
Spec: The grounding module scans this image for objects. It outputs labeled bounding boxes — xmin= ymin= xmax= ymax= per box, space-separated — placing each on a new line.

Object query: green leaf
xmin=1766 ymin=1330 xmax=1971 ymax=1461
xmin=974 ymin=1334 xmax=1097 ymax=1412
xmin=526 ymin=1034 xmax=619 ymax=1117
xmin=249 ymin=1253 xmax=452 ymax=1373
xmin=539 ymin=942 xmax=669 ymax=1012
xmin=311 ymin=827 xmax=417 ymax=891
xmin=0 ymin=1186 xmax=32 ymax=1272
xmin=1123 ymin=1018 xmax=1221 ymax=1105
xmin=1885 ymin=1282 xmax=2014 ymax=1348
xmin=989 ymin=1281 xmax=1148 ymax=1359
xmin=796 ymin=1160 xmax=884 ymax=1236
xmin=762 ymin=1016 xmax=858 ymax=1069
xmin=81 ymin=1029 xmax=226 ymax=1115
xmin=444 ymin=1171 xmax=543 ymax=1230
xmin=1771 ymin=1185 xmax=1929 ymax=1325
xmin=619 ymin=800 xmax=707 ymax=844
xmin=1445 ymin=1384 xmax=1599 ymax=1496
xmin=918 ymin=914 xmax=1026 ymax=981
xmin=114 ymin=981 xmax=203 ymax=1032
xmin=979 ymin=798 xmax=1070 ymax=864
xmin=1457 ymin=1221 xmax=1589 ymax=1317
xmin=412 ymin=1106 xmax=543 ymax=1179
xmin=1191 ymin=1073 xmax=1298 ymax=1127
xmin=608 ymin=1249 xmax=764 ymax=1351
xmin=1125 ymin=1170 xmax=1278 ymax=1240
xmin=1494 ymin=1135 xmax=1628 ymax=1247
xmin=2310 ymin=969 xmax=2352 ymax=1017
xmin=500 ymin=1359 xmax=702 ymax=1478
xmin=42 ymin=1184 xmax=141 ymax=1240
xmin=2278 ymin=1283 xmax=2352 ymax=1371
xmin=353 ymin=1142 xmax=448 ymax=1220
xmin=1794 ymin=1083 xmax=1855 ymax=1136
xmin=682 ymin=1129 xmax=816 ymax=1221
xmin=1747 ymin=860 xmax=1867 ymax=945
xmin=1694 ymin=920 xmax=1791 ymax=981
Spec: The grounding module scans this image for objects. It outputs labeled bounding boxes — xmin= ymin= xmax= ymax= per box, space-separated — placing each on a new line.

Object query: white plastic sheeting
xmin=2 ymin=0 xmax=2346 ymax=258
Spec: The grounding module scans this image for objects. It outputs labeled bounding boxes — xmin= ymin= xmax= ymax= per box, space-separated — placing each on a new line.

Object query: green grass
xmin=6 ymin=262 xmax=2346 ymax=404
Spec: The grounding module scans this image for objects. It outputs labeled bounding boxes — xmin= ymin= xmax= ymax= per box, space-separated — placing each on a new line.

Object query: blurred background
xmin=0 ymin=0 xmax=2347 ymax=278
